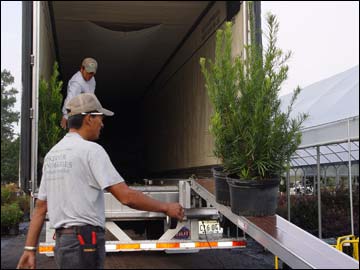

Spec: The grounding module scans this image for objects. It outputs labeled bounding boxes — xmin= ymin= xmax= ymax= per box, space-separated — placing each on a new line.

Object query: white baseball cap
xmin=82 ymin=57 xmax=98 ymax=73
xmin=66 ymin=93 xmax=114 ymax=117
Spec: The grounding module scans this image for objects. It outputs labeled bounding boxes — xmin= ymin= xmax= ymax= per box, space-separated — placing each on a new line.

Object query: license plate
xmin=199 ymin=220 xmax=223 ymax=234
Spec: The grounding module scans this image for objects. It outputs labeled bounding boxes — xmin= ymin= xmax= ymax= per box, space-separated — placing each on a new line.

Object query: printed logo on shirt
xmin=44 ymin=153 xmax=72 ymax=177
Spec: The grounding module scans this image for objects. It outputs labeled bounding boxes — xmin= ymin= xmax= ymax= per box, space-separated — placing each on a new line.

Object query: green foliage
xmin=1 ymin=69 xmax=20 ymax=184
xmin=38 ymin=61 xmax=65 ymax=160
xmin=1 ymin=184 xmax=12 ymax=204
xmin=200 ymin=2 xmax=308 ymax=180
xmin=1 ymin=69 xmax=19 ymax=141
xmin=1 ymin=137 xmax=20 ymax=184
xmin=277 ymin=189 xmax=359 ymax=238
xmin=321 ymin=188 xmax=359 ymax=238
xmin=17 ymin=193 xmax=31 ymax=216
xmin=1 ymin=202 xmax=23 ymax=227
xmin=1 ymin=183 xmax=30 ymax=228
xmin=290 ymin=195 xmax=319 ymax=235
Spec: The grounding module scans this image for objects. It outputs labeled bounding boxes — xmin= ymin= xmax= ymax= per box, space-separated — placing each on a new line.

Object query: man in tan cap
xmin=17 ymin=93 xmax=184 ymax=269
xmin=60 ymin=57 xmax=98 ymax=129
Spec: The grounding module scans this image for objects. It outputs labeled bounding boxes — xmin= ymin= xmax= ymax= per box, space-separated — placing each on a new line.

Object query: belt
xmin=56 ymin=225 xmax=104 ymax=234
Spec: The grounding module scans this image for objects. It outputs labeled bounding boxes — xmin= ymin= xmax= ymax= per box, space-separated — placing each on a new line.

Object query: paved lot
xmin=1 ymin=222 xmax=274 ymax=269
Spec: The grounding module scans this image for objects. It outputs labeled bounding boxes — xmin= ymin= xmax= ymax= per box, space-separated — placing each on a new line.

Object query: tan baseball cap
xmin=66 ymin=93 xmax=114 ymax=117
xmin=82 ymin=57 xmax=98 ymax=73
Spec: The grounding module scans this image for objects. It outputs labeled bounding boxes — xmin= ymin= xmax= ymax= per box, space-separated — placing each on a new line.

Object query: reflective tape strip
xmin=39 ymin=240 xmax=246 ymax=253
xmin=218 ymin=241 xmax=233 ymax=247
xmin=38 ymin=245 xmax=54 ymax=253
xmin=156 ymin=242 xmax=180 ymax=249
xmin=106 ymin=244 xmax=117 ymax=251
xmin=180 ymin=242 xmax=196 ymax=248
xmin=232 ymin=241 xmax=246 ymax=247
xmin=196 ymin=241 xmax=218 ymax=247
xmin=117 ymin=243 xmax=140 ymax=249
xmin=140 ymin=243 xmax=156 ymax=249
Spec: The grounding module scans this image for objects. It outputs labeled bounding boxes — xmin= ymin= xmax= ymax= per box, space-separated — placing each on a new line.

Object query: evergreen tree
xmin=1 ymin=137 xmax=20 ymax=183
xmin=1 ymin=70 xmax=19 ymax=141
xmin=38 ymin=61 xmax=64 ymax=160
xmin=1 ymin=70 xmax=20 ymax=183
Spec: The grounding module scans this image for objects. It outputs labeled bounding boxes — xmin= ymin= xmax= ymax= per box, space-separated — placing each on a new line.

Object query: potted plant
xmin=199 ymin=10 xmax=242 ymax=206
xmin=200 ymin=2 xmax=308 ymax=216
xmin=1 ymin=202 xmax=23 ymax=235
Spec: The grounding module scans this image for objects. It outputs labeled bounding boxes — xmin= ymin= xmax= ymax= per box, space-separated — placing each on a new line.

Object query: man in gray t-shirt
xmin=18 ymin=93 xmax=184 ymax=269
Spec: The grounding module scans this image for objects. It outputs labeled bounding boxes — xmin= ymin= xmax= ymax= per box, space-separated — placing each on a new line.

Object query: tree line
xmin=1 ymin=69 xmax=20 ymax=184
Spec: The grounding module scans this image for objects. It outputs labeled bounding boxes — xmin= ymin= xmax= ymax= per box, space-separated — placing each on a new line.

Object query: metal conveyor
xmin=190 ymin=179 xmax=359 ymax=269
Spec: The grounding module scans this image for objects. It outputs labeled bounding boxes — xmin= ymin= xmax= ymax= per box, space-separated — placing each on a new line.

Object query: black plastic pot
xmin=212 ymin=167 xmax=231 ymax=206
xmin=227 ymin=176 xmax=280 ymax=216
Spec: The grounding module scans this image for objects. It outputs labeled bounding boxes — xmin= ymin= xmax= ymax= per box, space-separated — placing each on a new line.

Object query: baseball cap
xmin=66 ymin=93 xmax=114 ymax=117
xmin=82 ymin=57 xmax=98 ymax=73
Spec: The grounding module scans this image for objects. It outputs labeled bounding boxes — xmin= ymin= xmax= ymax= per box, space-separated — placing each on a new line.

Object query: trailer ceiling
xmin=51 ymin=1 xmax=210 ymax=102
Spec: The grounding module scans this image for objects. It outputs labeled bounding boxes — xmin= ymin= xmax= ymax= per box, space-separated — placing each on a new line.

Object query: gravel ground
xmin=1 ymin=222 xmax=275 ymax=269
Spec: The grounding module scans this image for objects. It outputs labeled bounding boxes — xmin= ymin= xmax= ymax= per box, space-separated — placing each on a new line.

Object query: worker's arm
xmin=107 ymin=182 xmax=184 ymax=221
xmin=17 ymin=199 xmax=48 ymax=269
xmin=61 ymin=82 xmax=83 ymax=129
xmin=61 ymin=81 xmax=82 ymax=118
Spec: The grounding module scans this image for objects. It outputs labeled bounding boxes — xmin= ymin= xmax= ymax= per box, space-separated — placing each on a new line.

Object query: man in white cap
xmin=17 ymin=93 xmax=184 ymax=269
xmin=60 ymin=57 xmax=98 ymax=129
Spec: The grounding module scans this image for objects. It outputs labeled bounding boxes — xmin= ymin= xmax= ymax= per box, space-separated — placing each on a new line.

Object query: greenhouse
xmin=281 ymin=65 xmax=359 ymax=237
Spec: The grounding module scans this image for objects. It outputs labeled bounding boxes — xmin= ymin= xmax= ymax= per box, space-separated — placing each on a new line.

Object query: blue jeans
xmin=54 ymin=228 xmax=105 ymax=269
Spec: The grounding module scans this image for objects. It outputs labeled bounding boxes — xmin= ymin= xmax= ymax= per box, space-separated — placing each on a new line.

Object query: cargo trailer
xmin=21 ymin=1 xmax=255 ymax=255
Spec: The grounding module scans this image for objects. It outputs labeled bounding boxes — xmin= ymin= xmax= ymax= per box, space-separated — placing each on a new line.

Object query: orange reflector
xmin=156 ymin=242 xmax=180 ymax=249
xmin=232 ymin=241 xmax=246 ymax=247
xmin=117 ymin=243 xmax=140 ymax=249
xmin=196 ymin=242 xmax=218 ymax=248
xmin=39 ymin=246 xmax=54 ymax=253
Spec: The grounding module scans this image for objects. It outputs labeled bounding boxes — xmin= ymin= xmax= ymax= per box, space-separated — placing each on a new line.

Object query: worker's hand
xmin=165 ymin=202 xmax=184 ymax=221
xmin=60 ymin=116 xmax=67 ymax=130
xmin=16 ymin=251 xmax=36 ymax=269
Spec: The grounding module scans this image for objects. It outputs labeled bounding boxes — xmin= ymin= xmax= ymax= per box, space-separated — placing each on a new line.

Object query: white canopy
xmin=280 ymin=65 xmax=359 ymax=167
xmin=281 ymin=65 xmax=359 ymax=129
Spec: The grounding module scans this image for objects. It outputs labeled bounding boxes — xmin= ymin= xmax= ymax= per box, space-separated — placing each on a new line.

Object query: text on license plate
xmin=199 ymin=220 xmax=223 ymax=234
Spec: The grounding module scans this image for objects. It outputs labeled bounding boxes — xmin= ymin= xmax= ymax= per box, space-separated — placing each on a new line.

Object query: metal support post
xmin=347 ymin=120 xmax=354 ymax=235
xmin=317 ymin=146 xmax=322 ymax=239
xmin=30 ymin=1 xmax=40 ymax=215
xmin=286 ymin=166 xmax=291 ymax=221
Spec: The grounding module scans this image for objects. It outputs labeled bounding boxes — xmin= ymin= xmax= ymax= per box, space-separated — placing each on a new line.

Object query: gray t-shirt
xmin=38 ymin=132 xmax=124 ymax=229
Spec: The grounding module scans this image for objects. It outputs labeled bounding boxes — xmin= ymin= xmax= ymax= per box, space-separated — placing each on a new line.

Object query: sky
xmin=1 ymin=1 xmax=22 ymax=134
xmin=261 ymin=1 xmax=359 ymax=96
xmin=1 ymin=1 xmax=359 ymax=134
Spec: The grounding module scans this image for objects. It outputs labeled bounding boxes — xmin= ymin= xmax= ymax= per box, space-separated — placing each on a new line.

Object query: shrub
xmin=277 ymin=189 xmax=359 ymax=238
xmin=321 ymin=188 xmax=359 ymax=238
xmin=1 ymin=183 xmax=18 ymax=205
xmin=1 ymin=185 xmax=12 ymax=205
xmin=290 ymin=195 xmax=318 ymax=235
xmin=1 ymin=202 xmax=23 ymax=227
xmin=1 ymin=184 xmax=30 ymax=228
xmin=17 ymin=194 xmax=31 ymax=220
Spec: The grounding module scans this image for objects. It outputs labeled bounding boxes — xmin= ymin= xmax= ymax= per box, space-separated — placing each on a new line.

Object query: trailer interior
xmin=45 ymin=1 xmax=242 ymax=182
